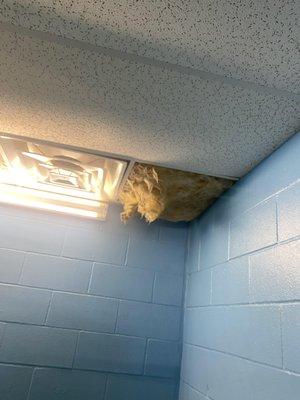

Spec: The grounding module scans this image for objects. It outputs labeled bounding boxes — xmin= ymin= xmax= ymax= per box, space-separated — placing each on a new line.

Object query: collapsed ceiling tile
xmin=119 ymin=163 xmax=234 ymax=223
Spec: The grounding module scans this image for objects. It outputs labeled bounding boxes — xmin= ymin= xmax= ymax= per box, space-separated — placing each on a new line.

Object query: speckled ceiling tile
xmin=0 ymin=0 xmax=299 ymax=93
xmin=0 ymin=26 xmax=298 ymax=178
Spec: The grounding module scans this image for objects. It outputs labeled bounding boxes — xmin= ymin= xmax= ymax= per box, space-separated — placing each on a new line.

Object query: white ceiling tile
xmin=0 ymin=26 xmax=298 ymax=178
xmin=0 ymin=0 xmax=299 ymax=92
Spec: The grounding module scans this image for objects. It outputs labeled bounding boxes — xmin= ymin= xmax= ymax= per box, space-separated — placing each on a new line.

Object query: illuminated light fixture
xmin=0 ymin=134 xmax=131 ymax=219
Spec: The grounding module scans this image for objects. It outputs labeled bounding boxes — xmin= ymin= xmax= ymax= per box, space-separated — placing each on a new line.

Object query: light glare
xmin=0 ymin=135 xmax=128 ymax=219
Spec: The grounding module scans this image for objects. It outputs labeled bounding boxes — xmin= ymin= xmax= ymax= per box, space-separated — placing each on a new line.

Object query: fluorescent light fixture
xmin=0 ymin=134 xmax=130 ymax=219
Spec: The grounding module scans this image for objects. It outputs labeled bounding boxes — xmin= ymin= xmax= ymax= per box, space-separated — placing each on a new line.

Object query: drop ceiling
xmin=0 ymin=0 xmax=299 ymax=178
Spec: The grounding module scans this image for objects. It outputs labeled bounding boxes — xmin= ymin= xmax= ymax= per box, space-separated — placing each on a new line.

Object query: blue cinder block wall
xmin=179 ymin=132 xmax=300 ymax=400
xmin=0 ymin=203 xmax=187 ymax=400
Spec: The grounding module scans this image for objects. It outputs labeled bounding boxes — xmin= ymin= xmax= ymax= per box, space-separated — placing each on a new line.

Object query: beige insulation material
xmin=119 ymin=163 xmax=234 ymax=223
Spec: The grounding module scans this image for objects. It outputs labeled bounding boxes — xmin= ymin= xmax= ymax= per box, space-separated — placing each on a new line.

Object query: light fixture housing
xmin=0 ymin=134 xmax=131 ymax=219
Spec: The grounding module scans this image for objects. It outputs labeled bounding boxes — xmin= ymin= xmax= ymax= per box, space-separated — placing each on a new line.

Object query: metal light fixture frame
xmin=0 ymin=132 xmax=134 ymax=220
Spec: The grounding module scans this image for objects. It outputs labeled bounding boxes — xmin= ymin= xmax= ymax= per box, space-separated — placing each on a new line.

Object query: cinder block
xmin=0 ymin=284 xmax=51 ymax=324
xmin=28 ymin=367 xmax=106 ymax=400
xmin=250 ymin=240 xmax=300 ymax=302
xmin=179 ymin=382 xmax=208 ymax=400
xmin=0 ymin=248 xmax=24 ymax=284
xmin=126 ymin=238 xmax=185 ymax=275
xmin=61 ymin=226 xmax=101 ymax=261
xmin=46 ymin=292 xmax=118 ymax=333
xmin=0 ymin=322 xmax=5 ymax=341
xmin=0 ymin=324 xmax=77 ymax=368
xmin=21 ymin=253 xmax=92 ymax=292
xmin=153 ymin=273 xmax=184 ymax=306
xmin=186 ymin=270 xmax=211 ymax=307
xmin=62 ymin=227 xmax=128 ymax=265
xmin=185 ymin=220 xmax=200 ymax=274
xmin=230 ymin=199 xmax=277 ymax=258
xmin=89 ymin=263 xmax=154 ymax=302
xmin=0 ymin=364 xmax=33 ymax=400
xmin=184 ymin=306 xmax=282 ymax=367
xmin=199 ymin=203 xmax=229 ymax=269
xmin=145 ymin=339 xmax=181 ymax=379
xmin=211 ymin=256 xmax=249 ymax=305
xmin=74 ymin=332 xmax=146 ymax=374
xmin=282 ymin=304 xmax=300 ymax=373
xmin=0 ymin=214 xmax=66 ymax=255
xmin=277 ymin=182 xmax=300 ymax=241
xmin=181 ymin=344 xmax=300 ymax=400
xmin=116 ymin=301 xmax=181 ymax=341
xmin=159 ymin=221 xmax=188 ymax=245
xmin=105 ymin=374 xmax=176 ymax=400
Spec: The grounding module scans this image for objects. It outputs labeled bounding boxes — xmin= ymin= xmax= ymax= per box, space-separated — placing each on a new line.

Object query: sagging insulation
xmin=119 ymin=163 xmax=234 ymax=223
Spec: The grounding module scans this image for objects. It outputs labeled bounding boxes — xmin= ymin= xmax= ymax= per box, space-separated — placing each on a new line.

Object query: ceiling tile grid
xmin=0 ymin=0 xmax=299 ymax=93
xmin=0 ymin=27 xmax=298 ymax=178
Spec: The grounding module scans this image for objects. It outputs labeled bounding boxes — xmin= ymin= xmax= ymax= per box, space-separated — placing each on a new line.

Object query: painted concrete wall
xmin=0 ymin=203 xmax=187 ymax=400
xmin=0 ymin=133 xmax=299 ymax=400
xmin=179 ymin=132 xmax=300 ymax=400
